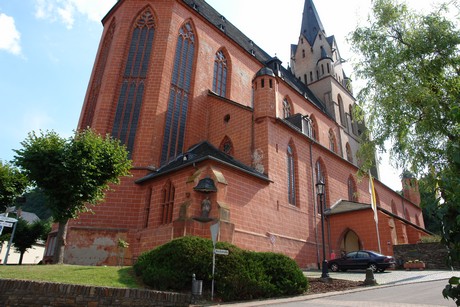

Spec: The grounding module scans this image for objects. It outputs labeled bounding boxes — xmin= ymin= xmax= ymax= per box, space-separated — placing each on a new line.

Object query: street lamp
xmin=316 ymin=179 xmax=330 ymax=280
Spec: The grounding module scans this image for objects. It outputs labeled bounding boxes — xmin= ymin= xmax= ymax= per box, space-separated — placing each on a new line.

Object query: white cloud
xmin=0 ymin=13 xmax=21 ymax=55
xmin=34 ymin=0 xmax=116 ymax=29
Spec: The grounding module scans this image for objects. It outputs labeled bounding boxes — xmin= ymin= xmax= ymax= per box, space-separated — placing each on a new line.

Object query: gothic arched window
xmin=161 ymin=21 xmax=196 ymax=164
xmin=315 ymin=159 xmax=326 ymax=212
xmin=346 ymin=143 xmax=353 ymax=163
xmin=283 ymin=98 xmax=291 ymax=118
xmin=348 ymin=176 xmax=358 ymax=202
xmin=212 ymin=50 xmax=228 ymax=97
xmin=112 ymin=10 xmax=155 ymax=155
xmin=287 ymin=144 xmax=296 ymax=205
xmin=161 ymin=181 xmax=175 ymax=224
xmin=329 ymin=129 xmax=337 ymax=153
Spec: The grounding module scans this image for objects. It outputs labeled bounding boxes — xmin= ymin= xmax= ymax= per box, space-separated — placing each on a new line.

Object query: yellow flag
xmin=369 ymin=170 xmax=378 ymax=223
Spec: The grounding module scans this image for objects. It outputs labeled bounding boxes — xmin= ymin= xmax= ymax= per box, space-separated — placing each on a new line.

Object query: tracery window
xmin=112 ymin=10 xmax=155 ymax=155
xmin=338 ymin=95 xmax=346 ymax=127
xmin=212 ymin=50 xmax=228 ymax=97
xmin=315 ymin=159 xmax=326 ymax=212
xmin=348 ymin=176 xmax=358 ymax=202
xmin=346 ymin=143 xmax=353 ymax=162
xmin=161 ymin=181 xmax=175 ymax=224
xmin=161 ymin=22 xmax=196 ymax=164
xmin=82 ymin=20 xmax=116 ymax=129
xmin=287 ymin=144 xmax=296 ymax=205
xmin=329 ymin=129 xmax=337 ymax=153
xmin=283 ymin=98 xmax=291 ymax=118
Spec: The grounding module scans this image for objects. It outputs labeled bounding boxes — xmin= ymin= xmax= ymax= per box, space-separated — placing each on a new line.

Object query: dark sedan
xmin=328 ymin=250 xmax=395 ymax=273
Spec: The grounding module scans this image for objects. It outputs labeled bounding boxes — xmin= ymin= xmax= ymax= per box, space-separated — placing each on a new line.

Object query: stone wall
xmin=393 ymin=242 xmax=458 ymax=270
xmin=0 ymin=279 xmax=191 ymax=307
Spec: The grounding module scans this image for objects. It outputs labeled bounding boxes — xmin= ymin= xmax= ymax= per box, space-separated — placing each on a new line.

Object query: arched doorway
xmin=340 ymin=229 xmax=361 ymax=253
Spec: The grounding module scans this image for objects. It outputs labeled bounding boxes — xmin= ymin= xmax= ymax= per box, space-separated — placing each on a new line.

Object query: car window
xmin=346 ymin=252 xmax=357 ymax=258
xmin=357 ymin=252 xmax=370 ymax=258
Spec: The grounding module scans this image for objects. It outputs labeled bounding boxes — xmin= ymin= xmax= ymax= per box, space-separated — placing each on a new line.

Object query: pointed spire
xmin=300 ymin=0 xmax=325 ymax=46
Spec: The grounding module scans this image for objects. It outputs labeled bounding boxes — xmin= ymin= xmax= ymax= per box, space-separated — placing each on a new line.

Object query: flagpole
xmin=375 ymin=216 xmax=381 ymax=254
xmin=369 ymin=170 xmax=382 ymax=253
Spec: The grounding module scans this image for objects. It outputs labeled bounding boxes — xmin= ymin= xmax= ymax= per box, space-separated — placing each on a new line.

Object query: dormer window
xmin=302 ymin=115 xmax=313 ymax=138
xmin=218 ymin=24 xmax=225 ymax=31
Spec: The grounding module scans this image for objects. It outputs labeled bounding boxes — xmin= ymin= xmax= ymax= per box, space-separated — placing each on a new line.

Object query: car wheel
xmin=368 ymin=263 xmax=378 ymax=272
xmin=330 ymin=263 xmax=340 ymax=272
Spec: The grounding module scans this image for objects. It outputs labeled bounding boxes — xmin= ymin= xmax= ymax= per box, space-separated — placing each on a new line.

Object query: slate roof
xmin=136 ymin=141 xmax=270 ymax=184
xmin=300 ymin=0 xmax=325 ymax=46
xmin=181 ymin=0 xmax=327 ymax=113
xmin=325 ymin=200 xmax=431 ymax=235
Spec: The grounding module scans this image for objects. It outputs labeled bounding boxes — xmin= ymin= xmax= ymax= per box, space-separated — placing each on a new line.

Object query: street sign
xmin=0 ymin=222 xmax=13 ymax=228
xmin=214 ymin=248 xmax=229 ymax=256
xmin=210 ymin=222 xmax=219 ymax=246
xmin=0 ymin=217 xmax=17 ymax=223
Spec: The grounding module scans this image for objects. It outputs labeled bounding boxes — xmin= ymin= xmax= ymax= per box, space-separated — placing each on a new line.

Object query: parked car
xmin=328 ymin=250 xmax=395 ymax=273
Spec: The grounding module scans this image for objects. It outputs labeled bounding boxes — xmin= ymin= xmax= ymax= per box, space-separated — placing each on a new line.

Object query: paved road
xmin=267 ymin=279 xmax=455 ymax=307
xmin=219 ymin=270 xmax=460 ymax=307
xmin=303 ymin=269 xmax=458 ymax=286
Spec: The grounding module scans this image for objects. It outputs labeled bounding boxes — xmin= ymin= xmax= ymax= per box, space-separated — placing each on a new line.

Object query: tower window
xmin=283 ymin=98 xmax=291 ymax=118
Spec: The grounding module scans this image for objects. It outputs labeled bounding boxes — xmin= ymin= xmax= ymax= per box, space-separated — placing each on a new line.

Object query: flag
xmin=369 ymin=170 xmax=378 ymax=223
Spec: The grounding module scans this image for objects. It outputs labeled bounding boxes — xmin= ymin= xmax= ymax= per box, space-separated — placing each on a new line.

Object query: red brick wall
xmin=63 ymin=0 xmax=428 ymax=268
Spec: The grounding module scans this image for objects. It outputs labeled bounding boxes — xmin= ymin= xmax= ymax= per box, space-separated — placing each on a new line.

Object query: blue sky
xmin=0 ymin=0 xmax=446 ymax=191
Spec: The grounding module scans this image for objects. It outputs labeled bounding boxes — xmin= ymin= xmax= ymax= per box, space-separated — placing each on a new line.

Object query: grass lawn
xmin=0 ymin=265 xmax=143 ymax=289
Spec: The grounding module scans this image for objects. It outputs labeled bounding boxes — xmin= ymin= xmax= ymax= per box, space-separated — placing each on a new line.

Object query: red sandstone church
xmin=44 ymin=0 xmax=430 ymax=268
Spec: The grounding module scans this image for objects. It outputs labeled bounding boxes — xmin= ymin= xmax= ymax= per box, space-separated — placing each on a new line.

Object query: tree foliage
xmin=350 ymin=0 xmax=460 ymax=304
xmin=12 ymin=218 xmax=51 ymax=265
xmin=14 ymin=129 xmax=132 ymax=264
xmin=0 ymin=161 xmax=28 ymax=212
xmin=18 ymin=188 xmax=52 ymax=220
xmin=351 ymin=0 xmax=460 ymax=172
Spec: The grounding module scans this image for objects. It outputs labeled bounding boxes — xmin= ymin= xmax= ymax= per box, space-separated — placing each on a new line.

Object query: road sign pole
xmin=211 ymin=248 xmax=216 ymax=301
xmin=3 ymin=220 xmax=17 ymax=265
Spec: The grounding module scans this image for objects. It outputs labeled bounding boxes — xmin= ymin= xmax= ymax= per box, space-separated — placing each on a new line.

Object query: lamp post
xmin=316 ymin=179 xmax=330 ymax=280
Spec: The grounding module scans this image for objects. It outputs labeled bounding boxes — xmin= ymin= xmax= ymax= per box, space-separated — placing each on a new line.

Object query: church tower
xmin=290 ymin=0 xmax=364 ymax=170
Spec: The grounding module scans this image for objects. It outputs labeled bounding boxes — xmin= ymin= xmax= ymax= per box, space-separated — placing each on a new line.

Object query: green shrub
xmin=134 ymin=236 xmax=308 ymax=301
xmin=134 ymin=236 xmax=213 ymax=290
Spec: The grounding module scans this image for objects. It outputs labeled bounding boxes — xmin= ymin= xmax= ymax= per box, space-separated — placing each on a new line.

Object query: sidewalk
xmin=303 ymin=269 xmax=459 ymax=286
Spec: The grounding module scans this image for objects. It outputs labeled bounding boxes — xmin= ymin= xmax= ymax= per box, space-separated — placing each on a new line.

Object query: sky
xmin=0 ymin=0 xmax=449 ymax=191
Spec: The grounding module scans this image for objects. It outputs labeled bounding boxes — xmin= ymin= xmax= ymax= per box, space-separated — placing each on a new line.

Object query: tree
xmin=0 ymin=160 xmax=28 ymax=212
xmin=18 ymin=188 xmax=52 ymax=220
xmin=14 ymin=129 xmax=132 ymax=264
xmin=350 ymin=0 xmax=460 ymax=304
xmin=12 ymin=218 xmax=51 ymax=264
